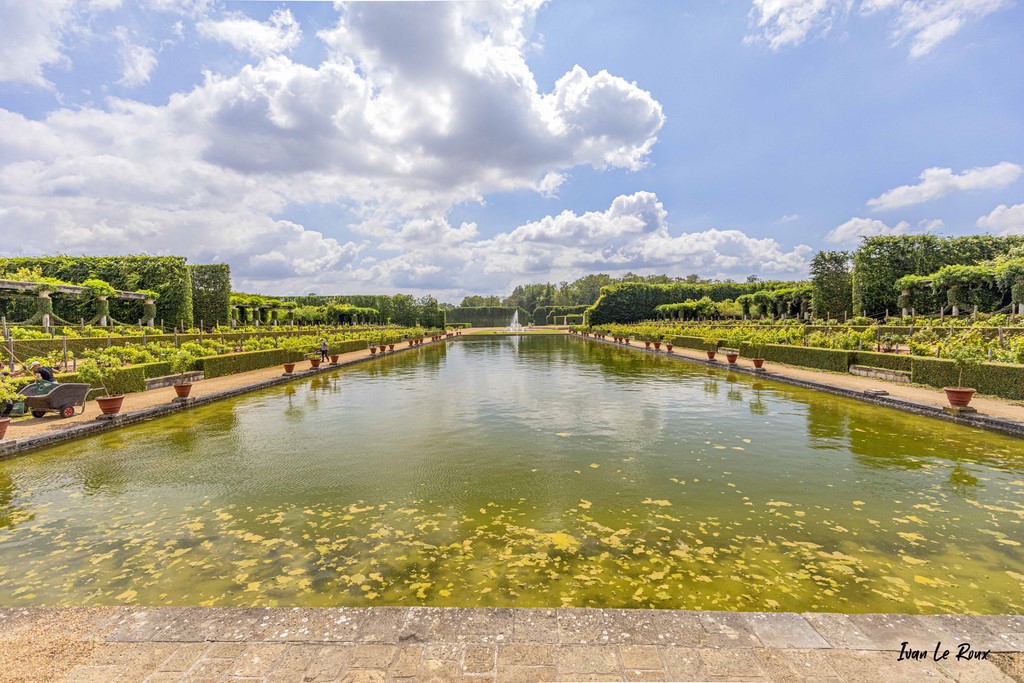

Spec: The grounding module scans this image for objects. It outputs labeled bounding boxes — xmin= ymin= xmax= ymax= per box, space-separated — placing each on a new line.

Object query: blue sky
xmin=0 ymin=0 xmax=1021 ymax=299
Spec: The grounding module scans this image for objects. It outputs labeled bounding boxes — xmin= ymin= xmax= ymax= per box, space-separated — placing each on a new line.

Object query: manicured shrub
xmin=198 ymin=349 xmax=295 ymax=379
xmin=851 ymin=351 xmax=912 ymax=373
xmin=738 ymin=343 xmax=854 ymax=373
xmin=910 ymin=357 xmax=1024 ymax=399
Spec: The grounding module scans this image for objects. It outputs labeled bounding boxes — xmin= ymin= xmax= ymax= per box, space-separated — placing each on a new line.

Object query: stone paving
xmin=1 ymin=607 xmax=1021 ymax=682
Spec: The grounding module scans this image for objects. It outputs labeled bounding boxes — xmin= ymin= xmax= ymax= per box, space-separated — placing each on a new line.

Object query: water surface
xmin=1 ymin=336 xmax=1022 ymax=612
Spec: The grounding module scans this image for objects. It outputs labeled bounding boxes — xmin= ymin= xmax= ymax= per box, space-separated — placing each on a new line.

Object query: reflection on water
xmin=0 ymin=336 xmax=1021 ymax=612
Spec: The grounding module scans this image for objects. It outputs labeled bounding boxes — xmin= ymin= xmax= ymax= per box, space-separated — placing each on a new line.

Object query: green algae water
xmin=1 ymin=336 xmax=1022 ymax=613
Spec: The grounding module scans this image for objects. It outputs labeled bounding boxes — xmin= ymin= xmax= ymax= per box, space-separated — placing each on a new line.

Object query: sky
xmin=0 ymin=0 xmax=1022 ymax=300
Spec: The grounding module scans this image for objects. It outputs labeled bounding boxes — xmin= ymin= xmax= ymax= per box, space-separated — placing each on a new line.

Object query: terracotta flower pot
xmin=0 ymin=417 xmax=10 ymax=440
xmin=172 ymin=383 xmax=193 ymax=398
xmin=707 ymin=351 xmax=716 ymax=360
xmin=408 ymin=340 xmax=414 ymax=347
xmin=389 ymin=344 xmax=395 ymax=351
xmin=283 ymin=363 xmax=296 ymax=373
xmin=726 ymin=353 xmax=739 ymax=364
xmin=666 ymin=344 xmax=673 ymax=352
xmin=644 ymin=341 xmax=651 ymax=348
xmin=753 ymin=358 xmax=765 ymax=369
xmin=370 ymin=346 xmax=378 ymax=355
xmin=330 ymin=354 xmax=340 ymax=363
xmin=654 ymin=342 xmax=662 ymax=350
xmin=96 ymin=395 xmax=125 ymax=415
xmin=309 ymin=358 xmax=321 ymax=368
xmin=944 ymin=387 xmax=976 ymax=407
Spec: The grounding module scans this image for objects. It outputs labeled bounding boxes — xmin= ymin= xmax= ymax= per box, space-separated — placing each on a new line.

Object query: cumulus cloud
xmin=825 ymin=217 xmax=911 ymax=243
xmin=197 ymin=8 xmax=302 ymax=58
xmin=867 ymin=162 xmax=1023 ymax=210
xmin=0 ymin=0 xmax=74 ymax=86
xmin=0 ymin=2 xmax=667 ymax=293
xmin=747 ymin=0 xmax=1012 ymax=57
xmin=466 ymin=192 xmax=811 ymax=284
xmin=977 ymin=204 xmax=1024 ymax=236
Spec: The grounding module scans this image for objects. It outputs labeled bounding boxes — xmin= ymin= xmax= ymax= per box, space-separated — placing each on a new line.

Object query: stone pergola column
xmin=143 ymin=298 xmax=156 ymax=327
xmin=37 ymin=290 xmax=53 ymax=328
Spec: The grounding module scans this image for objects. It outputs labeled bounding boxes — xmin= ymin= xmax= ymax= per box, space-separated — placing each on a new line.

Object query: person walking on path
xmin=319 ymin=340 xmax=329 ymax=362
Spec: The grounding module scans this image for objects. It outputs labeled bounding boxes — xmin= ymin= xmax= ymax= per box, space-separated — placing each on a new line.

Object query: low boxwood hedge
xmin=670 ymin=336 xmax=712 ymax=351
xmin=53 ymin=361 xmax=167 ymax=399
xmin=851 ymin=351 xmax=912 ymax=373
xmin=329 ymin=340 xmax=368 ymax=355
xmin=910 ymin=357 xmax=1024 ymax=399
xmin=738 ymin=343 xmax=854 ymax=373
xmin=199 ymin=349 xmax=295 ymax=379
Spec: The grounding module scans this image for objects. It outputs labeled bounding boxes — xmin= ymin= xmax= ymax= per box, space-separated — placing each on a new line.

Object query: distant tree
xmin=810 ymin=250 xmax=853 ymax=319
xmin=460 ymin=295 xmax=501 ymax=307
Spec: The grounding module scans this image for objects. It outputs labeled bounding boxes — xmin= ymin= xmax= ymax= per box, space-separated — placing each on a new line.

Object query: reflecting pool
xmin=0 ymin=335 xmax=1022 ymax=612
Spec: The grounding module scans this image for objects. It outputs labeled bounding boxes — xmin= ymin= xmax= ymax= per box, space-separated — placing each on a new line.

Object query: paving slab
xmin=744 ymin=613 xmax=831 ymax=649
xmin=1 ymin=607 xmax=1022 ymax=683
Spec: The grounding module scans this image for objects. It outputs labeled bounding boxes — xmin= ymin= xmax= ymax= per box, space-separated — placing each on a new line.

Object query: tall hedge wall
xmin=190 ymin=264 xmax=231 ymax=329
xmin=0 ymin=256 xmax=194 ymax=328
xmin=278 ymin=294 xmax=445 ymax=328
xmin=851 ymin=235 xmax=1024 ymax=317
xmin=533 ymin=305 xmax=589 ymax=325
xmin=587 ymin=281 xmax=794 ymax=324
xmin=446 ymin=307 xmax=530 ymax=327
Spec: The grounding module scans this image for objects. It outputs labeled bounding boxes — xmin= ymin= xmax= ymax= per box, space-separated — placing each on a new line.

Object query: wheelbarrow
xmin=18 ymin=382 xmax=93 ymax=418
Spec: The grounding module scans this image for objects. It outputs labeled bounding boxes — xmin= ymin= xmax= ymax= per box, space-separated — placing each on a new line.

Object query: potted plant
xmin=725 ymin=349 xmax=739 ymax=364
xmin=169 ymin=350 xmax=195 ymax=398
xmin=653 ymin=334 xmax=662 ymax=351
xmin=76 ymin=360 xmax=125 ymax=415
xmin=283 ymin=361 xmax=296 ymax=374
xmin=750 ymin=333 xmax=767 ymax=369
xmin=944 ymin=346 xmax=983 ymax=407
xmin=309 ymin=353 xmax=321 ymax=368
xmin=705 ymin=339 xmax=718 ymax=360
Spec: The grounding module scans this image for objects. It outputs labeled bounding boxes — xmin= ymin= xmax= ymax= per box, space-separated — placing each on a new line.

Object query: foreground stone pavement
xmin=1 ymin=608 xmax=1022 ymax=682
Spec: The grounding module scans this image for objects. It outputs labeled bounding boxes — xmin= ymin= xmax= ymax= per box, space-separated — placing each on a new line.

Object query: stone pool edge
xmin=0 ymin=337 xmax=448 ymax=461
xmin=2 ymin=607 xmax=1020 ymax=682
xmin=574 ymin=335 xmax=1024 ymax=439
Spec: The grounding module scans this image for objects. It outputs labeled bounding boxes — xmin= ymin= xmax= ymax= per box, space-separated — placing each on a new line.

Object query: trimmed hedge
xmin=196 ymin=340 xmax=366 ymax=378
xmin=586 ymin=281 xmax=795 ymax=324
xmin=330 ymin=339 xmax=369 ymax=355
xmin=12 ymin=329 xmax=319 ymax=359
xmin=738 ymin=343 xmax=855 ymax=373
xmin=910 ymin=357 xmax=1024 ymax=399
xmin=199 ymin=349 xmax=296 ymax=379
xmin=190 ymin=264 xmax=232 ymax=329
xmin=851 ymin=351 xmax=913 ymax=373
xmin=0 ymin=255 xmax=195 ymax=327
xmin=52 ymin=360 xmax=171 ymax=399
xmin=446 ymin=307 xmax=530 ymax=327
xmin=670 ymin=336 xmax=715 ymax=351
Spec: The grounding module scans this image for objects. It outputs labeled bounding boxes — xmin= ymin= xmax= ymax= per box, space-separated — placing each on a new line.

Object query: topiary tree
xmin=931 ymin=264 xmax=996 ymax=317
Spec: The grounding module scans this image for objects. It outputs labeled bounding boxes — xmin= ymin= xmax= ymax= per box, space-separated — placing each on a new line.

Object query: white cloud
xmin=197 ymin=8 xmax=302 ymax=58
xmin=886 ymin=0 xmax=1012 ymax=59
xmin=746 ymin=0 xmax=851 ymax=51
xmin=977 ymin=204 xmax=1024 ymax=235
xmin=867 ymin=162 xmax=1023 ymax=210
xmin=0 ymin=0 xmax=75 ymax=86
xmin=747 ymin=0 xmax=1012 ymax=57
xmin=115 ymin=27 xmax=157 ymax=87
xmin=825 ymin=217 xmax=911 ymax=243
xmin=0 ymin=2 xmax=666 ymax=294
